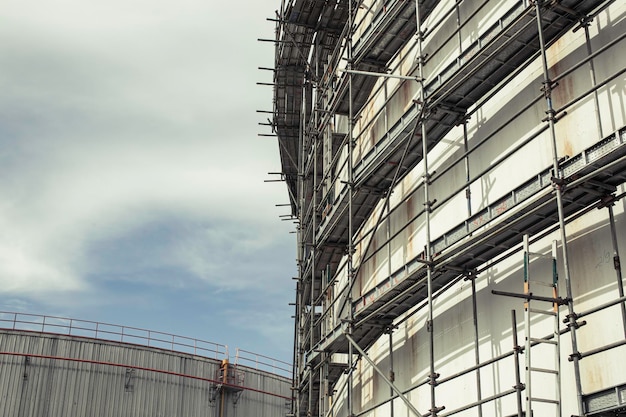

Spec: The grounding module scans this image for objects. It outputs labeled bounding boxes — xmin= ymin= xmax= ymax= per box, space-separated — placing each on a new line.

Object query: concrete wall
xmin=0 ymin=330 xmax=291 ymax=417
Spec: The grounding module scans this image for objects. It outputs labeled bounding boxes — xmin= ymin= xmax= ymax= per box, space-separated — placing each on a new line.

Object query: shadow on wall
xmin=352 ymin=208 xmax=626 ymax=415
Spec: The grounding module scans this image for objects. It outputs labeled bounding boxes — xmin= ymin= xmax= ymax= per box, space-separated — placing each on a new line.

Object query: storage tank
xmin=0 ymin=314 xmax=291 ymax=417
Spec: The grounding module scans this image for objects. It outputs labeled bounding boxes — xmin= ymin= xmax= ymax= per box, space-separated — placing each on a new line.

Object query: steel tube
xmin=340 ymin=68 xmax=421 ymax=81
xmin=347 ymin=2 xmax=355 ymax=417
xmin=608 ymin=204 xmax=626 ymax=337
xmin=389 ymin=330 xmax=395 ymax=417
xmin=573 ymin=296 xmax=626 ymax=322
xmin=511 ymin=310 xmax=524 ymax=417
xmin=416 ymin=1 xmax=437 ymax=413
xmin=439 ymin=389 xmax=518 ymax=417
xmin=345 ymin=334 xmax=423 ymax=417
xmin=470 ymin=275 xmax=483 ymax=417
xmin=534 ymin=2 xmax=584 ymax=413
xmin=574 ymin=339 xmax=626 ymax=361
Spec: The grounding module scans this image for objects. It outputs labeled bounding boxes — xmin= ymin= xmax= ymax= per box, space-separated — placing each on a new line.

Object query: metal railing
xmin=0 ymin=311 xmax=292 ymax=378
xmin=234 ymin=348 xmax=292 ymax=377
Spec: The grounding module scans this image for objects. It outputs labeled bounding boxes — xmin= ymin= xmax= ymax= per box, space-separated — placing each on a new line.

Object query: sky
xmin=0 ymin=0 xmax=297 ymax=365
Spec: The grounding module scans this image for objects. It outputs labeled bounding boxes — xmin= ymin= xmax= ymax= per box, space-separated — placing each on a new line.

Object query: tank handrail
xmin=0 ymin=311 xmax=292 ymax=378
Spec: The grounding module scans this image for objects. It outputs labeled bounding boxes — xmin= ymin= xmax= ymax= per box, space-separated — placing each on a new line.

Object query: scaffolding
xmin=269 ymin=0 xmax=626 ymax=416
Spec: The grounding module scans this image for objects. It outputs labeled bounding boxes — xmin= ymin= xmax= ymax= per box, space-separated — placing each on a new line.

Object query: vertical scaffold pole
xmin=463 ymin=122 xmax=472 ymax=218
xmin=511 ymin=310 xmax=524 ymax=417
xmin=523 ymin=234 xmax=531 ymax=414
xmin=533 ymin=2 xmax=584 ymax=414
xmin=552 ymin=239 xmax=563 ymax=417
xmin=295 ymin=13 xmax=307 ymax=411
xmin=301 ymin=72 xmax=312 ymax=417
xmin=389 ymin=329 xmax=395 ymax=417
xmin=347 ymin=1 xmax=355 ymax=416
xmin=278 ymin=4 xmax=299 ymax=415
xmin=607 ymin=204 xmax=626 ymax=337
xmin=581 ymin=18 xmax=603 ymax=138
xmin=416 ymin=1 xmax=438 ymax=415
xmin=311 ymin=33 xmax=320 ymax=417
xmin=469 ymin=273 xmax=483 ymax=417
xmin=462 ymin=94 xmax=479 ymax=416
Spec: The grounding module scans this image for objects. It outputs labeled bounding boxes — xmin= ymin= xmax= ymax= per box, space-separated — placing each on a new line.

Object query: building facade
xmin=271 ymin=0 xmax=626 ymax=416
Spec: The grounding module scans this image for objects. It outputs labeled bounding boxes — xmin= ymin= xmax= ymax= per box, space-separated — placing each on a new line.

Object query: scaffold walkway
xmin=309 ymin=124 xmax=626 ymax=374
xmin=301 ymin=0 xmax=603 ymax=308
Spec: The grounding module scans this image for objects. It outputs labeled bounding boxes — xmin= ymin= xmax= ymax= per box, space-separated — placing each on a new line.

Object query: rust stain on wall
xmin=549 ymin=38 xmax=575 ymax=107
xmin=548 ymin=37 xmax=577 ymax=158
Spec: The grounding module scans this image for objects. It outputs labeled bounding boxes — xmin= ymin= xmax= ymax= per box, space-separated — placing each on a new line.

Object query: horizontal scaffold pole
xmin=339 ymin=68 xmax=423 ymax=81
xmin=491 ymin=290 xmax=568 ymax=305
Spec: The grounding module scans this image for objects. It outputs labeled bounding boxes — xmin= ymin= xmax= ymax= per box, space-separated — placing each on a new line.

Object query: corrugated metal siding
xmin=0 ymin=330 xmax=291 ymax=417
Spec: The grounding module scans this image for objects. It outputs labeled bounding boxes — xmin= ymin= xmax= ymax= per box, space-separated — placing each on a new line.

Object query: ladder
xmin=523 ymin=234 xmax=562 ymax=417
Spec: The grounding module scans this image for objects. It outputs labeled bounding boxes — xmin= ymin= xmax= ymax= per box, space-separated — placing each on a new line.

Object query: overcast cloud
xmin=0 ymin=0 xmax=295 ymax=362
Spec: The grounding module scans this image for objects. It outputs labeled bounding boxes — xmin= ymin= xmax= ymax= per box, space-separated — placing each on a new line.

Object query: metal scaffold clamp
xmin=429 ymin=405 xmax=445 ymax=416
xmin=463 ymin=269 xmax=478 ymax=281
xmin=598 ymin=193 xmax=618 ymax=208
xmin=540 ymin=78 xmax=558 ymax=99
xmin=426 ymin=319 xmax=434 ymax=332
xmin=550 ymin=175 xmax=568 ymax=192
xmin=574 ymin=14 xmax=593 ymax=32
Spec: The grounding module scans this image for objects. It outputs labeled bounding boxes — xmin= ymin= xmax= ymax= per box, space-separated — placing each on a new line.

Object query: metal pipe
xmin=416 ymin=1 xmax=438 ymax=414
xmin=607 ymin=198 xmax=626 ymax=339
xmin=573 ymin=296 xmax=626 ymax=322
xmin=345 ymin=334 xmax=423 ymax=417
xmin=339 ymin=68 xmax=422 ymax=81
xmin=533 ymin=2 xmax=584 ymax=413
xmin=296 ymin=30 xmax=308 ymax=417
xmin=523 ymin=235 xmax=532 ymax=414
xmin=470 ymin=274 xmax=483 ymax=417
xmin=553 ymin=239 xmax=563 ymax=417
xmin=491 ymin=290 xmax=564 ymax=304
xmin=439 ymin=389 xmax=518 ymax=417
xmin=389 ymin=329 xmax=395 ymax=417
xmin=463 ymin=121 xmax=472 ymax=217
xmin=302 ymin=88 xmax=312 ymax=417
xmin=582 ymin=19 xmax=604 ymax=137
xmin=511 ymin=310 xmax=524 ymax=417
xmin=291 ymin=281 xmax=299 ymax=417
xmin=573 ymin=339 xmax=626 ymax=361
xmin=347 ymin=2 xmax=355 ymax=416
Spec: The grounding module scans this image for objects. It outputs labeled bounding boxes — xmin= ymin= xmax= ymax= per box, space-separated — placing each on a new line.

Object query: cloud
xmin=0 ymin=0 xmax=297 ymax=363
xmin=0 ymin=0 xmax=292 ymax=299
